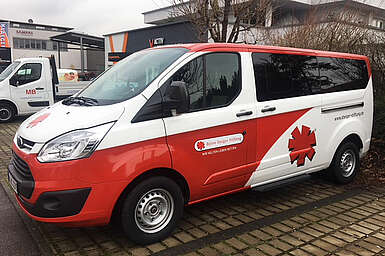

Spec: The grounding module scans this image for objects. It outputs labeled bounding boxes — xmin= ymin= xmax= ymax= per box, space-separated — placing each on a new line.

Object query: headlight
xmin=37 ymin=122 xmax=114 ymax=162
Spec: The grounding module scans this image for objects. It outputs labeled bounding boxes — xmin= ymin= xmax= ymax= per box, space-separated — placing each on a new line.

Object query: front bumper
xmin=17 ymin=188 xmax=91 ymax=218
xmin=9 ymin=144 xmax=129 ymax=227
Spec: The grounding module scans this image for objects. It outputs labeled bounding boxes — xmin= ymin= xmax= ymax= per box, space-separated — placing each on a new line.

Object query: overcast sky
xmin=2 ymin=0 xmax=171 ymax=36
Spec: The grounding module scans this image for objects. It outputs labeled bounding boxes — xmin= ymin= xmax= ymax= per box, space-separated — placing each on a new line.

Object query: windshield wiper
xmin=62 ymin=96 xmax=99 ymax=106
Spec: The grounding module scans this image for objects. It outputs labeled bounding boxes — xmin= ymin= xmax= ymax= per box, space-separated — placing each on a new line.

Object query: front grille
xmin=11 ymin=151 xmax=32 ymax=178
xmin=17 ymin=136 xmax=35 ymax=150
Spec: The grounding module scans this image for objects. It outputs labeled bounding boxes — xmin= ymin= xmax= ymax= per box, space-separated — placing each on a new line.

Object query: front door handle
xmin=261 ymin=106 xmax=276 ymax=113
xmin=35 ymin=87 xmax=44 ymax=90
xmin=236 ymin=111 xmax=253 ymax=117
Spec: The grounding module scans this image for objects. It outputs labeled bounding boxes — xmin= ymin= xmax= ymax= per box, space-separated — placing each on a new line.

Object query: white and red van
xmin=8 ymin=43 xmax=373 ymax=244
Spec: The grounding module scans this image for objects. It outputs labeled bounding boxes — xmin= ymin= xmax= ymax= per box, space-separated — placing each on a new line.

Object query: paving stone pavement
xmin=0 ymin=177 xmax=40 ymax=256
xmin=0 ymin=117 xmax=384 ymax=256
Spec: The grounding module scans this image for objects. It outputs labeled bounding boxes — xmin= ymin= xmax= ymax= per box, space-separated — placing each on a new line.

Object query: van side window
xmin=12 ymin=63 xmax=42 ymax=86
xmin=318 ymin=57 xmax=368 ymax=93
xmin=252 ymin=53 xmax=318 ymax=101
xmin=171 ymin=53 xmax=241 ymax=111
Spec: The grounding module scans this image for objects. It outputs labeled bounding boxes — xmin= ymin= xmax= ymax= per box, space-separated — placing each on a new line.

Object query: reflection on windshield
xmin=0 ymin=62 xmax=20 ymax=82
xmin=77 ymin=47 xmax=189 ymax=105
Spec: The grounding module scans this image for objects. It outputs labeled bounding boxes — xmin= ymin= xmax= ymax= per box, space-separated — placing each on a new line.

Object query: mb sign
xmin=0 ymin=22 xmax=10 ymax=48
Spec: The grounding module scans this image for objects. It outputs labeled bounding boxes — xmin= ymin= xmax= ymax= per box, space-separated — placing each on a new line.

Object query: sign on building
xmin=0 ymin=22 xmax=10 ymax=48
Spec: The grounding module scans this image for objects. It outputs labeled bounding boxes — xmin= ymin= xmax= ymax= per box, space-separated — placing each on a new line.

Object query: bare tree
xmin=265 ymin=4 xmax=385 ymax=70
xmin=169 ymin=0 xmax=273 ymax=43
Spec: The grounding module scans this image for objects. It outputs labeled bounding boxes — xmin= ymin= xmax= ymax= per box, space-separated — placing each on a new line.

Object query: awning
xmin=50 ymin=32 xmax=104 ymax=49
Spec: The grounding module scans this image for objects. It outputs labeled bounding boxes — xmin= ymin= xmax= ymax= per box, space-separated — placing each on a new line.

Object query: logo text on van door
xmin=194 ymin=134 xmax=244 ymax=152
xmin=288 ymin=125 xmax=316 ymax=167
xmin=26 ymin=89 xmax=36 ymax=95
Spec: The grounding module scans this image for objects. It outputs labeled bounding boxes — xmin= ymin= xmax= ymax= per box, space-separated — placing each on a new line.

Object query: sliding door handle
xmin=35 ymin=87 xmax=45 ymax=90
xmin=261 ymin=106 xmax=276 ymax=113
xmin=236 ymin=111 xmax=253 ymax=117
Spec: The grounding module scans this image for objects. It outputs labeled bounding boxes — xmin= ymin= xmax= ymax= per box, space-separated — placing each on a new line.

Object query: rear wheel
xmin=0 ymin=104 xmax=15 ymax=123
xmin=121 ymin=176 xmax=184 ymax=245
xmin=329 ymin=142 xmax=360 ymax=184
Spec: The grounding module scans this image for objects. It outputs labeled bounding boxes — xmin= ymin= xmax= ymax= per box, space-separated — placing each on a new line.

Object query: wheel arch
xmin=340 ymin=134 xmax=363 ymax=150
xmin=0 ymin=99 xmax=18 ymax=115
xmin=111 ymin=167 xmax=190 ymax=222
xmin=328 ymin=132 xmax=363 ymax=168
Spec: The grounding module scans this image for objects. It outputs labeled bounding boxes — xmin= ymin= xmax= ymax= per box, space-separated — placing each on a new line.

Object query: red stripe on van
xmin=168 ymin=108 xmax=311 ymax=203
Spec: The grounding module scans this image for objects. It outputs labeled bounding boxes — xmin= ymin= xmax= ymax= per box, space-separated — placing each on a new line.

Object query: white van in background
xmin=0 ymin=57 xmax=89 ymax=122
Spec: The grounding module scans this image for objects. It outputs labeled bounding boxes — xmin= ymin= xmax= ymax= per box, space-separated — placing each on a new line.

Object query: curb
xmin=0 ymin=178 xmax=54 ymax=256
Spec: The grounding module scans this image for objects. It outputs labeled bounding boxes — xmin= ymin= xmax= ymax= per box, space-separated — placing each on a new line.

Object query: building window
xmin=36 ymin=40 xmax=41 ymax=49
xmin=59 ymin=42 xmax=68 ymax=51
xmin=13 ymin=37 xmax=68 ymax=51
xmin=30 ymin=40 xmax=35 ymax=49
xmin=25 ymin=39 xmax=30 ymax=49
xmin=374 ymin=19 xmax=384 ymax=29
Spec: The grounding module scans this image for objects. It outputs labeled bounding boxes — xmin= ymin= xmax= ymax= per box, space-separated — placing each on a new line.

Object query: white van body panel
xmin=0 ymin=81 xmax=11 ymax=100
xmin=97 ymin=94 xmax=167 ymax=150
xmin=17 ymin=102 xmax=125 ymax=143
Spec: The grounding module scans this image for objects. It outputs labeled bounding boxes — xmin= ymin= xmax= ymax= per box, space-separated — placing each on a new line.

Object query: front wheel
xmin=0 ymin=104 xmax=15 ymax=123
xmin=329 ymin=142 xmax=360 ymax=184
xmin=121 ymin=176 xmax=184 ymax=245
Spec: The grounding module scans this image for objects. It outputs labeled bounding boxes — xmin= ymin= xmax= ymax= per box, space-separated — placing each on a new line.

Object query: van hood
xmin=17 ymin=102 xmax=125 ymax=143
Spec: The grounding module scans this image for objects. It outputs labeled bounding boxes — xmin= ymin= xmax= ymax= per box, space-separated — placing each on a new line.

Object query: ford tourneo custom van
xmin=8 ymin=43 xmax=373 ymax=244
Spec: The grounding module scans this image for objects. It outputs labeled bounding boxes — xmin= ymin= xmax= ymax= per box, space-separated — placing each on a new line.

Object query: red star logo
xmin=197 ymin=141 xmax=205 ymax=150
xmin=288 ymin=125 xmax=316 ymax=167
xmin=27 ymin=113 xmax=50 ymax=128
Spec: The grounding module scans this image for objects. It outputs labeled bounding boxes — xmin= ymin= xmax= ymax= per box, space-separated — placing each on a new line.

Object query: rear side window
xmin=318 ymin=57 xmax=368 ymax=93
xmin=252 ymin=52 xmax=369 ymax=101
xmin=252 ymin=53 xmax=318 ymax=101
xmin=171 ymin=52 xmax=241 ymax=111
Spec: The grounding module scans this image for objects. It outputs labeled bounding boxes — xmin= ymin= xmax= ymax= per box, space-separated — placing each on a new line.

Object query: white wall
xmin=8 ymin=26 xmax=82 ymax=70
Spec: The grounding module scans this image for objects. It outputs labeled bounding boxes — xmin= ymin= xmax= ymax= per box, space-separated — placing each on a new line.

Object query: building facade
xmin=0 ymin=19 xmax=104 ymax=73
xmin=142 ymin=0 xmax=385 ymax=43
xmin=103 ymin=0 xmax=385 ymax=68
xmin=104 ymin=21 xmax=204 ymax=68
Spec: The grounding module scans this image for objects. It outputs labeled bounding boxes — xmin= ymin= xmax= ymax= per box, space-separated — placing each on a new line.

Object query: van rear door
xmin=318 ymin=56 xmax=372 ymax=159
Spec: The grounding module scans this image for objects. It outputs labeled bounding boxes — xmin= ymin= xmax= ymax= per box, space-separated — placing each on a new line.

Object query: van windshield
xmin=76 ymin=47 xmax=189 ymax=105
xmin=0 ymin=61 xmax=20 ymax=82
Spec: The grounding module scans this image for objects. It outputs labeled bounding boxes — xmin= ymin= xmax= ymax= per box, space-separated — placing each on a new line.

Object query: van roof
xmin=156 ymin=43 xmax=369 ymax=61
xmin=14 ymin=57 xmax=50 ymax=62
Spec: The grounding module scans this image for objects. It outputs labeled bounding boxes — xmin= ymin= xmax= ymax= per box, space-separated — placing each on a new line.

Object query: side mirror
xmin=9 ymin=76 xmax=19 ymax=86
xmin=164 ymin=81 xmax=190 ymax=115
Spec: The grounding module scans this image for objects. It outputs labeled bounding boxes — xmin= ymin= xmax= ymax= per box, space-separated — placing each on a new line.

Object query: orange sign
xmin=0 ymin=22 xmax=10 ymax=48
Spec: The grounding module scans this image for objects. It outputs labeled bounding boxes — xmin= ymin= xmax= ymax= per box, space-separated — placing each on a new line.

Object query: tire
xmin=329 ymin=142 xmax=360 ymax=184
xmin=121 ymin=176 xmax=184 ymax=245
xmin=0 ymin=104 xmax=15 ymax=123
